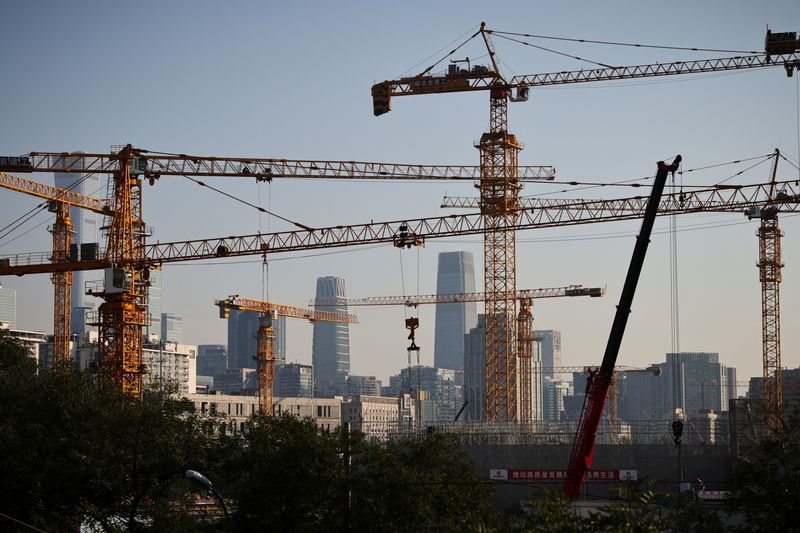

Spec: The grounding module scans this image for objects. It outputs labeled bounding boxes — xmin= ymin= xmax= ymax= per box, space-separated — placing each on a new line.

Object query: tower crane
xmin=444 ymin=150 xmax=793 ymax=434
xmin=215 ymin=296 xmax=358 ymax=413
xmin=312 ymin=284 xmax=605 ymax=422
xmin=1 ymin=156 xmax=799 ymax=400
xmin=371 ymin=23 xmax=800 ymax=422
xmin=0 ymin=172 xmax=112 ymax=366
xmin=0 ymin=146 xmax=552 ymax=397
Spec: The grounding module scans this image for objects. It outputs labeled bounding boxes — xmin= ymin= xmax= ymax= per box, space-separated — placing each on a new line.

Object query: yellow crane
xmin=0 ymin=171 xmax=111 ymax=366
xmin=0 ymin=147 xmax=550 ymax=397
xmin=215 ymin=296 xmax=358 ymax=413
xmin=2 ymin=162 xmax=798 ymax=405
xmin=371 ymin=23 xmax=800 ymax=422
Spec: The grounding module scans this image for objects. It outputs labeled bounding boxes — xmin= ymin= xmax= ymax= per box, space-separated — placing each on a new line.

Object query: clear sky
xmin=1 ymin=1 xmax=799 ymax=393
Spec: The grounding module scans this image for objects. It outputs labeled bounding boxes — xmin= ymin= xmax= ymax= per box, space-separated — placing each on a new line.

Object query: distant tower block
xmin=434 ymin=251 xmax=477 ymax=370
xmin=312 ymin=276 xmax=350 ymax=396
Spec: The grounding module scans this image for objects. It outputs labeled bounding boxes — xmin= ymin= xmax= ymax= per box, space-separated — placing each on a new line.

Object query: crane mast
xmin=0 ymin=171 xmax=111 ymax=367
xmin=216 ymin=297 xmax=357 ymax=412
xmin=372 ymin=23 xmax=799 ymax=422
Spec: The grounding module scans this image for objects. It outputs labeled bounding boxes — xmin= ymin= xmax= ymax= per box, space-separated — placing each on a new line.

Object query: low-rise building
xmin=342 ymin=395 xmax=403 ymax=441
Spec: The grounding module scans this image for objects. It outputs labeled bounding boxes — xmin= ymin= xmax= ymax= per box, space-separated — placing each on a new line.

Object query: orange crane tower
xmin=1 ymin=158 xmax=799 ymax=401
xmin=445 ymin=150 xmax=793 ymax=431
xmin=216 ymin=296 xmax=358 ymax=413
xmin=0 ymin=147 xmax=550 ymax=396
xmin=371 ymin=24 xmax=800 ymax=421
xmin=313 ymin=285 xmax=605 ymax=422
xmin=0 ymin=172 xmax=111 ymax=366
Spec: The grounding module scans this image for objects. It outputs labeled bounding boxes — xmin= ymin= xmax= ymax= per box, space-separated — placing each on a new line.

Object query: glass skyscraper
xmin=227 ymin=309 xmax=286 ymax=370
xmin=434 ymin=251 xmax=477 ymax=371
xmin=53 ymin=159 xmax=101 ymax=335
xmin=312 ymin=276 xmax=350 ymax=397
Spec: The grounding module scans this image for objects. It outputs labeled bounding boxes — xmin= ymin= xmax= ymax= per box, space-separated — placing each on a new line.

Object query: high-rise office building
xmin=275 ymin=363 xmax=314 ymax=398
xmin=666 ymin=352 xmax=729 ymax=415
xmin=434 ymin=251 xmax=477 ymax=370
xmin=463 ymin=314 xmax=486 ymax=421
xmin=534 ymin=330 xmax=562 ymax=379
xmin=0 ymin=282 xmax=16 ymax=329
xmin=197 ymin=344 xmax=227 ymax=377
xmin=347 ymin=375 xmax=382 ymax=397
xmin=227 ymin=310 xmax=287 ymax=370
xmin=398 ymin=365 xmax=463 ymax=422
xmin=312 ymin=276 xmax=350 ymax=396
xmin=145 ymin=270 xmax=162 ymax=342
xmin=54 ymin=162 xmax=101 ymax=335
xmin=161 ymin=313 xmax=184 ymax=344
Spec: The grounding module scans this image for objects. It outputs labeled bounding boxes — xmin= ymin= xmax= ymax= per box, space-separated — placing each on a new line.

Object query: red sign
xmin=491 ymin=469 xmax=637 ymax=482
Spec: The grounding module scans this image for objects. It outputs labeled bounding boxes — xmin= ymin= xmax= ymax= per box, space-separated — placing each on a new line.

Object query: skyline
xmin=1 ymin=1 xmax=799 ymax=386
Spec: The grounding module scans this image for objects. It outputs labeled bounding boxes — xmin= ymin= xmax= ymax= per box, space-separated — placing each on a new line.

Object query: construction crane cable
xmin=179 ymin=174 xmax=313 ymax=231
xmin=0 ymin=168 xmax=106 ymax=244
xmin=398 ymin=24 xmax=481 ymax=78
xmin=491 ymin=33 xmax=617 ymax=69
xmin=488 ymin=29 xmax=760 ymax=55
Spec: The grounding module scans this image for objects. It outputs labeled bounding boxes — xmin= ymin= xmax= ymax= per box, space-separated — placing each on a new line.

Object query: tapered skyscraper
xmin=312 ymin=276 xmax=350 ymax=396
xmin=434 ymin=251 xmax=477 ymax=370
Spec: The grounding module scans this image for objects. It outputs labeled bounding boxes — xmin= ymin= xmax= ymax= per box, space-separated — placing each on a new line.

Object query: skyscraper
xmin=160 ymin=313 xmax=184 ymax=344
xmin=197 ymin=344 xmax=227 ymax=377
xmin=666 ymin=352 xmax=729 ymax=415
xmin=54 ymin=161 xmax=101 ymax=335
xmin=434 ymin=251 xmax=477 ymax=370
xmin=227 ymin=310 xmax=287 ymax=370
xmin=0 ymin=282 xmax=16 ymax=329
xmin=534 ymin=330 xmax=562 ymax=379
xmin=145 ymin=269 xmax=162 ymax=342
xmin=312 ymin=276 xmax=350 ymax=397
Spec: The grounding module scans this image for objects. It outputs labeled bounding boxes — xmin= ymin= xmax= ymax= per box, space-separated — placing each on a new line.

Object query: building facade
xmin=534 ymin=330 xmax=562 ymax=380
xmin=227 ymin=309 xmax=286 ymax=370
xmin=342 ymin=395 xmax=402 ymax=441
xmin=0 ymin=282 xmax=16 ymax=329
xmin=433 ymin=251 xmax=477 ymax=371
xmin=347 ymin=375 xmax=382 ymax=397
xmin=312 ymin=276 xmax=350 ymax=396
xmin=145 ymin=269 xmax=162 ymax=342
xmin=666 ymin=352 xmax=729 ymax=416
xmin=275 ymin=363 xmax=313 ymax=398
xmin=197 ymin=344 xmax=227 ymax=377
xmin=141 ymin=341 xmax=197 ymax=395
xmin=160 ymin=313 xmax=184 ymax=344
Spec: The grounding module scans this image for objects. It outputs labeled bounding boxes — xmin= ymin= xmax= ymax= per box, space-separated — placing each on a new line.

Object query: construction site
xmin=2 ymin=3 xmax=800 ymax=525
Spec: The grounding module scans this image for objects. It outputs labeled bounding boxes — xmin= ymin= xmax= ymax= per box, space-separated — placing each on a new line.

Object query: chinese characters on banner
xmin=489 ymin=469 xmax=638 ymax=482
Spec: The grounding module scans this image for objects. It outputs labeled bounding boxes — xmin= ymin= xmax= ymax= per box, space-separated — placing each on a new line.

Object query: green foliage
xmin=727 ymin=406 xmax=800 ymax=532
xmin=503 ymin=483 xmax=724 ymax=533
xmin=350 ymin=433 xmax=497 ymax=532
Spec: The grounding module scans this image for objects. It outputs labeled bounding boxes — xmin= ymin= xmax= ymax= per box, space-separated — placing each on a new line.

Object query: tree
xmin=727 ymin=405 xmax=800 ymax=532
xmin=350 ymin=433 xmax=497 ymax=532
xmin=220 ymin=412 xmax=345 ymax=532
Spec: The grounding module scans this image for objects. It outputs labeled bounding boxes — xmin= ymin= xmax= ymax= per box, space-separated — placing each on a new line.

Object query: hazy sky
xmin=1 ymin=1 xmax=799 ymax=393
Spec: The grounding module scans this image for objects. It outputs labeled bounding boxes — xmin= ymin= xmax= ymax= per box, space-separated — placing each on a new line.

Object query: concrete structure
xmin=342 ymin=395 xmax=403 ymax=441
xmin=312 ymin=276 xmax=350 ymax=396
xmin=347 ymin=374 xmax=382 ymax=397
xmin=227 ymin=309 xmax=287 ymax=370
xmin=189 ymin=392 xmax=342 ymax=434
xmin=434 ymin=251 xmax=477 ymax=371
xmin=275 ymin=363 xmax=313 ymax=398
xmin=197 ymin=344 xmax=227 ymax=377
xmin=0 ymin=282 xmax=16 ymax=329
xmin=5 ymin=328 xmax=48 ymax=366
xmin=54 ymin=163 xmax=101 ymax=335
xmin=142 ymin=341 xmax=197 ymax=395
xmin=160 ymin=313 xmax=184 ymax=344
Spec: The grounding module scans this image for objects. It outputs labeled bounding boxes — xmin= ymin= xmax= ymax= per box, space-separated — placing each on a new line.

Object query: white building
xmin=142 ymin=341 xmax=197 ymax=395
xmin=342 ymin=395 xmax=404 ymax=441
